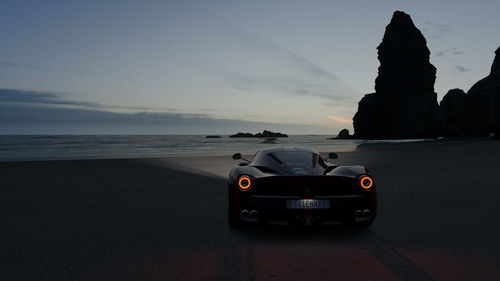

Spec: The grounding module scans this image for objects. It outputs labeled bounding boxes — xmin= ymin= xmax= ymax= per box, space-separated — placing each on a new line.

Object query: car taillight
xmin=360 ymin=176 xmax=373 ymax=190
xmin=238 ymin=176 xmax=252 ymax=191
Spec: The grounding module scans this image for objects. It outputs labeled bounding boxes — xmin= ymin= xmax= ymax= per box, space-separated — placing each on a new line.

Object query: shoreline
xmin=0 ymin=137 xmax=493 ymax=163
xmin=2 ymin=137 xmax=497 ymax=180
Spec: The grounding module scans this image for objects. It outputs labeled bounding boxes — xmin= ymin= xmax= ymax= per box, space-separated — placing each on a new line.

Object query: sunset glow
xmin=327 ymin=116 xmax=353 ymax=124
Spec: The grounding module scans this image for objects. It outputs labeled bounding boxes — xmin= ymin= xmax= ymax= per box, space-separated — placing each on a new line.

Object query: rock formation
xmin=353 ymin=11 xmax=442 ymax=139
xmin=465 ymin=47 xmax=500 ymax=137
xmin=336 ymin=128 xmax=351 ymax=139
xmin=229 ymin=130 xmax=288 ymax=138
xmin=440 ymin=89 xmax=469 ymax=136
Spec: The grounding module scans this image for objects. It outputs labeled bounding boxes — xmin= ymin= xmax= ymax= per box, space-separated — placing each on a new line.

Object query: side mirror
xmin=232 ymin=153 xmax=251 ymax=163
xmin=328 ymin=152 xmax=338 ymax=159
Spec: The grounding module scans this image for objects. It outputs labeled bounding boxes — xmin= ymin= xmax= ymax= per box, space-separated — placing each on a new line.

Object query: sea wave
xmin=0 ymin=135 xmax=429 ymax=161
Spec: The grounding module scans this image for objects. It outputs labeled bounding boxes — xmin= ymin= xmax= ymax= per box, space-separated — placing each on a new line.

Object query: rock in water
xmin=336 ymin=129 xmax=351 ymax=139
xmin=229 ymin=130 xmax=288 ymax=138
xmin=353 ymin=11 xmax=442 ymax=139
xmin=466 ymin=47 xmax=500 ymax=137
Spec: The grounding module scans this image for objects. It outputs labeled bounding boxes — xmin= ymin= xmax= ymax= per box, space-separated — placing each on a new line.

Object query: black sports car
xmin=227 ymin=147 xmax=377 ymax=227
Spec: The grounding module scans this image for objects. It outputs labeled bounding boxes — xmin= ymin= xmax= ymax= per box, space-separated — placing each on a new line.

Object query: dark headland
xmin=352 ymin=11 xmax=500 ymax=140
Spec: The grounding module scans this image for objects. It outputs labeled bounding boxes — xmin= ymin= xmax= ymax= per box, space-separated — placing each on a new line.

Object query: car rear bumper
xmin=240 ymin=194 xmax=375 ymax=225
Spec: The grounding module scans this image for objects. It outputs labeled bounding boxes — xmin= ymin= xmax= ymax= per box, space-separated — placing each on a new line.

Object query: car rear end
xmin=229 ymin=175 xmax=377 ymax=226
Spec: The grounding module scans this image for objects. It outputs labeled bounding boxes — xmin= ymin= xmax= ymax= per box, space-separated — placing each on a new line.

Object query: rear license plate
xmin=286 ymin=199 xmax=330 ymax=209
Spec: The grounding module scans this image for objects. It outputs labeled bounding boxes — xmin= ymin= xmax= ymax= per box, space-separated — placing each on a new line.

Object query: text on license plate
xmin=286 ymin=199 xmax=330 ymax=209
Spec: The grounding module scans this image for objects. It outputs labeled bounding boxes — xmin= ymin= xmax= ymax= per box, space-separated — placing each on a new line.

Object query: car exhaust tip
xmin=362 ymin=209 xmax=372 ymax=218
xmin=249 ymin=210 xmax=259 ymax=219
xmin=240 ymin=210 xmax=250 ymax=218
xmin=354 ymin=210 xmax=363 ymax=218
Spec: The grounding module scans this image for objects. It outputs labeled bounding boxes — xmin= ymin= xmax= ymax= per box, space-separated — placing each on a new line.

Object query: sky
xmin=1 ymin=0 xmax=499 ymax=134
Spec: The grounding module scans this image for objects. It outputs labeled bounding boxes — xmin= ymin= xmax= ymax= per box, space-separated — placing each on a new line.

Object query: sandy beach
xmin=1 ymin=139 xmax=500 ymax=281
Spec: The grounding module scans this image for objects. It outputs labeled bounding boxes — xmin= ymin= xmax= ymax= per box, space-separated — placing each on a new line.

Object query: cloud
xmin=434 ymin=48 xmax=463 ymax=58
xmin=233 ymin=27 xmax=334 ymax=79
xmin=0 ymin=88 xmax=331 ymax=134
xmin=0 ymin=88 xmax=178 ymax=112
xmin=230 ymin=75 xmax=352 ymax=101
xmin=455 ymin=65 xmax=471 ymax=72
xmin=0 ymin=61 xmax=45 ymax=70
xmin=0 ymin=61 xmax=18 ymax=67
xmin=422 ymin=22 xmax=451 ymax=39
xmin=0 ymin=89 xmax=99 ymax=107
xmin=0 ymin=101 xmax=329 ymax=134
xmin=326 ymin=115 xmax=352 ymax=124
xmin=221 ymin=23 xmax=359 ymax=103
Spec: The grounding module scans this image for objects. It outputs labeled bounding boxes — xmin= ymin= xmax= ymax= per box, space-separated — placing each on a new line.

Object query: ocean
xmin=0 ymin=135 xmax=422 ymax=162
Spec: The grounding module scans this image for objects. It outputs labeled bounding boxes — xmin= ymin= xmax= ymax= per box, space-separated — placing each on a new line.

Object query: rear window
xmin=267 ymin=151 xmax=318 ymax=175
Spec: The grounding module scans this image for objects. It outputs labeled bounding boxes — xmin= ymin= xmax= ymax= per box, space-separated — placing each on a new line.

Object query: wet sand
xmin=1 ymin=139 xmax=500 ymax=280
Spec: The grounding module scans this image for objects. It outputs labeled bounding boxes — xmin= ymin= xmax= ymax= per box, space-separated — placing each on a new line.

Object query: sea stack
xmin=466 ymin=46 xmax=500 ymax=137
xmin=336 ymin=128 xmax=351 ymax=139
xmin=440 ymin=89 xmax=469 ymax=137
xmin=353 ymin=11 xmax=442 ymax=139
